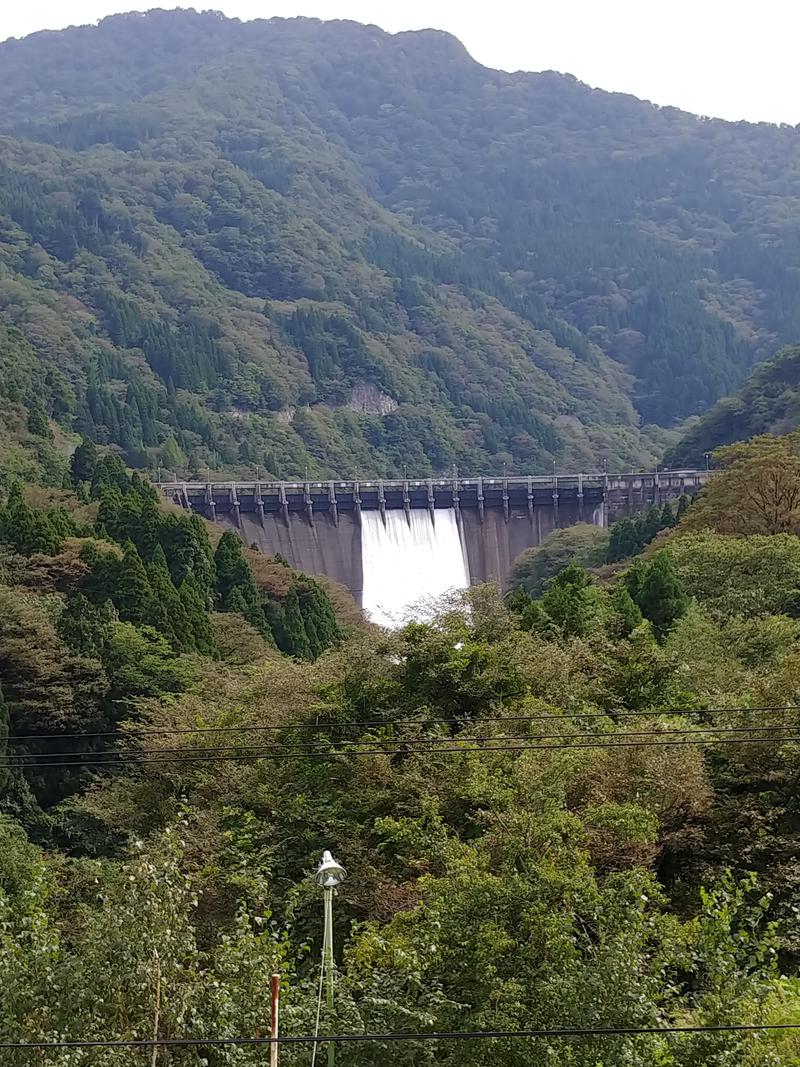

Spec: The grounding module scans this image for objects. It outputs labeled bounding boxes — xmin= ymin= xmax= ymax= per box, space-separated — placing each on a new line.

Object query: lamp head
xmin=315 ymin=849 xmax=346 ymax=889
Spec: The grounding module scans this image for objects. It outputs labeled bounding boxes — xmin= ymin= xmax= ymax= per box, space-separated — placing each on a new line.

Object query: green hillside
xmin=666 ymin=344 xmax=800 ymax=466
xmin=2 ymin=435 xmax=800 ymax=1060
xmin=2 ymin=11 xmax=800 ymax=477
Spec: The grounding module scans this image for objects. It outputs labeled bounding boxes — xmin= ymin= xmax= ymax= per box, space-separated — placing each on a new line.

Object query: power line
xmin=10 ymin=733 xmax=800 ymax=770
xmin=3 ymin=1021 xmax=800 ymax=1049
xmin=7 ymin=705 xmax=798 ymax=744
xmin=4 ymin=723 xmax=797 ymax=764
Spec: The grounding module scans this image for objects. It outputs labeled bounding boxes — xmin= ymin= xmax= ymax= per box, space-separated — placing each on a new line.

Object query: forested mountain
xmin=2 ymin=10 xmax=800 ymax=477
xmin=666 ymin=344 xmax=800 ymax=466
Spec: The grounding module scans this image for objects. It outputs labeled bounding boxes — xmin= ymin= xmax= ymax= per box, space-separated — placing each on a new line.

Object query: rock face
xmin=346 ymin=384 xmax=398 ymax=416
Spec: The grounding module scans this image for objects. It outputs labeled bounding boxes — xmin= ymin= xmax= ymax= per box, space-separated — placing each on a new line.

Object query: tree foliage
xmin=508 ymin=524 xmax=609 ymax=597
xmin=686 ymin=432 xmax=800 ymax=535
xmin=2 ymin=13 xmax=800 ymax=478
xmin=606 ymin=500 xmax=682 ymax=563
xmin=3 ymin=14 xmax=800 ymax=1057
xmin=633 ymin=551 xmax=689 ymax=640
xmin=666 ymin=344 xmax=800 ymax=467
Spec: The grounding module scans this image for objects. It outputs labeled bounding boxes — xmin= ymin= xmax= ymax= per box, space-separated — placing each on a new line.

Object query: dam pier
xmin=161 ymin=471 xmax=708 ymax=620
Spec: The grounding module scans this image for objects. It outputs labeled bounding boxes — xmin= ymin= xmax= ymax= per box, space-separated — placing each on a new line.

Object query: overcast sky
xmin=2 ymin=1 xmax=798 ymax=125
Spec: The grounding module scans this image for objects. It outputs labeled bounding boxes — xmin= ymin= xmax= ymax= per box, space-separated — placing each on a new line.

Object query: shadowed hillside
xmin=666 ymin=344 xmax=800 ymax=466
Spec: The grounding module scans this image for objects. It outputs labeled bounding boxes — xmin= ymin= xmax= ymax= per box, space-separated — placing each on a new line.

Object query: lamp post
xmin=315 ymin=850 xmax=346 ymax=1067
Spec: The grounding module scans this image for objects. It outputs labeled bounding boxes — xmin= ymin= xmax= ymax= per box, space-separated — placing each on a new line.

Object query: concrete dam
xmin=162 ymin=472 xmax=708 ymax=625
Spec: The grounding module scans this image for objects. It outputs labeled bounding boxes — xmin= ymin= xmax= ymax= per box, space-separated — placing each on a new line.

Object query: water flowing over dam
xmin=162 ymin=472 xmax=708 ymax=624
xmin=361 ymin=508 xmax=470 ymax=627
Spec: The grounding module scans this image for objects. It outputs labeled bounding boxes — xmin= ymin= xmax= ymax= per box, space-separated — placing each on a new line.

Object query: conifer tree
xmin=48 ymin=508 xmax=79 ymax=539
xmin=296 ymin=576 xmax=340 ymax=656
xmin=607 ymin=517 xmax=642 ymax=562
xmin=114 ymin=542 xmax=154 ymax=625
xmin=95 ymin=486 xmax=127 ymax=540
xmin=213 ymin=531 xmax=271 ymax=635
xmin=265 ymin=587 xmax=312 ymax=659
xmin=151 ymin=543 xmax=169 ymax=570
xmin=214 ymin=532 xmax=256 ymax=605
xmin=0 ymin=681 xmax=9 ymax=794
xmin=162 ymin=515 xmax=216 ymax=602
xmin=608 ymin=582 xmax=644 ymax=638
xmin=147 ymin=552 xmax=194 ymax=652
xmin=539 ymin=562 xmax=597 ymax=637
xmin=159 ymin=436 xmax=185 ymax=472
xmin=129 ymin=496 xmax=161 ymax=562
xmin=224 ymin=586 xmax=251 ymax=617
xmin=642 ymin=505 xmax=663 ymax=543
xmin=179 ymin=573 xmax=215 ymax=655
xmin=283 ymin=586 xmax=313 ymax=659
xmin=635 ymin=551 xmax=689 ymax=640
xmin=57 ymin=593 xmax=111 ymax=657
xmin=91 ymin=454 xmax=130 ymax=498
xmin=0 ymin=487 xmax=63 ymax=556
xmin=506 ymin=588 xmax=552 ymax=634
xmin=225 ymin=586 xmax=274 ymax=643
xmin=606 ymin=520 xmax=622 ymax=563
xmin=26 ymin=404 xmax=51 ymax=439
xmin=623 ymin=559 xmax=646 ymax=603
xmin=79 ymin=541 xmax=121 ymax=604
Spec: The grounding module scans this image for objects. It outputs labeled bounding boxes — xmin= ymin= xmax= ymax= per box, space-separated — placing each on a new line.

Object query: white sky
xmin=1 ymin=1 xmax=798 ymax=125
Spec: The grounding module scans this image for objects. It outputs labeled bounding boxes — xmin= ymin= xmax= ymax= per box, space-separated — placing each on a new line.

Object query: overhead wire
xmin=3 ymin=722 xmax=798 ymax=764
xmin=3 ymin=1021 xmax=800 ymax=1049
xmin=8 ymin=732 xmax=800 ymax=770
xmin=2 ymin=707 xmax=797 ymax=1045
xmin=6 ymin=704 xmax=798 ymax=743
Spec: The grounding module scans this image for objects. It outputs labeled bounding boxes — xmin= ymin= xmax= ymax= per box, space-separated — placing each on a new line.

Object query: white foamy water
xmin=360 ymin=508 xmax=470 ymax=627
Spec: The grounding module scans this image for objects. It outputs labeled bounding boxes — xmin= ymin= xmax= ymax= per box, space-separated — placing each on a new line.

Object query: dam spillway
xmin=361 ymin=508 xmax=470 ymax=627
xmin=161 ymin=472 xmax=708 ymax=621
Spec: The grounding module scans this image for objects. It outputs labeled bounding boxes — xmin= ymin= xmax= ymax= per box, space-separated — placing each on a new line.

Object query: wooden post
xmin=270 ymin=972 xmax=280 ymax=1067
xmin=151 ymin=949 xmax=161 ymax=1067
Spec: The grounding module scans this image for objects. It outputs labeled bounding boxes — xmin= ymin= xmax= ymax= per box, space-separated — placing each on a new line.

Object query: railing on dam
xmin=159 ymin=470 xmax=709 ymax=527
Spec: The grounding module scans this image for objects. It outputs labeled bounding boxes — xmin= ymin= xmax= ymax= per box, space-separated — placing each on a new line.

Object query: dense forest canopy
xmin=667 ymin=344 xmax=800 ymax=466
xmin=1 ymin=437 xmax=800 ymax=1062
xmin=2 ymin=10 xmax=800 ymax=476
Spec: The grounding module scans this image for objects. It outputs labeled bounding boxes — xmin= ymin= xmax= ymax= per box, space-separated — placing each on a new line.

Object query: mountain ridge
xmin=1 ymin=9 xmax=799 ymax=479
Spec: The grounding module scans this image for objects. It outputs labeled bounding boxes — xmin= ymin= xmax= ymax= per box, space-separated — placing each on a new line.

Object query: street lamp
xmin=315 ymin=851 xmax=346 ymax=1067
